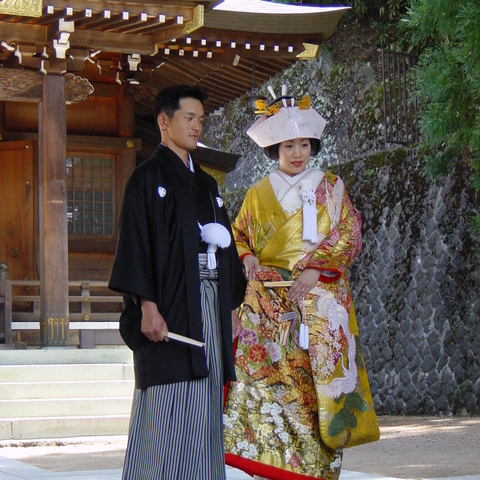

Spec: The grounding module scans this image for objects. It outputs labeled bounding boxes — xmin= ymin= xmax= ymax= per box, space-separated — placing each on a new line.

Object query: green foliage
xmin=401 ymin=0 xmax=480 ymax=253
xmin=402 ymin=0 xmax=480 ymax=169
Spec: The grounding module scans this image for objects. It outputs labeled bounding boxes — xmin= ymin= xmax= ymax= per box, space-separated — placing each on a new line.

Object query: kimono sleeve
xmin=227 ymin=224 xmax=248 ymax=310
xmin=232 ymin=188 xmax=256 ymax=259
xmin=108 ymin=166 xmax=157 ymax=303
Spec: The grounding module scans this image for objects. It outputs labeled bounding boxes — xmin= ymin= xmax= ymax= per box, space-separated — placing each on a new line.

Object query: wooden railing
xmin=0 ymin=280 xmax=12 ymax=346
xmin=0 ymin=280 xmax=123 ymax=348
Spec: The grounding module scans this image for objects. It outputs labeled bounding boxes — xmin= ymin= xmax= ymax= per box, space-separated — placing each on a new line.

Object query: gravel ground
xmin=1 ymin=416 xmax=479 ymax=479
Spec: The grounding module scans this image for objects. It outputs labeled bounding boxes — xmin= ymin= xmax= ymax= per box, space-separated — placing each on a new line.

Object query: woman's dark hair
xmin=154 ymin=85 xmax=208 ymax=122
xmin=263 ymin=138 xmax=321 ymax=160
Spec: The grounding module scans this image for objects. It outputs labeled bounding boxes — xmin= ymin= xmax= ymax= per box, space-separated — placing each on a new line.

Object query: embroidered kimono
xmin=224 ymin=169 xmax=379 ymax=480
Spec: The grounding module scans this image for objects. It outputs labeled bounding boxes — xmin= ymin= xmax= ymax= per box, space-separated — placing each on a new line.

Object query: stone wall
xmin=339 ymin=150 xmax=479 ymax=415
xmin=202 ymin=50 xmax=480 ymax=415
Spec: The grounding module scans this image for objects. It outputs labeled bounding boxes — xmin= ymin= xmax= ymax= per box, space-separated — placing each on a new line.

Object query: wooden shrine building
xmin=0 ymin=0 xmax=348 ymax=348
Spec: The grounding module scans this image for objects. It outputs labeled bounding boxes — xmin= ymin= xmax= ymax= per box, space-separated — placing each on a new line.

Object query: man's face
xmin=162 ymin=97 xmax=205 ymax=153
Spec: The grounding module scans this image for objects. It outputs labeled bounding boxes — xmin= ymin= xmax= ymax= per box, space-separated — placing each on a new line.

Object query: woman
xmin=223 ymin=87 xmax=379 ymax=480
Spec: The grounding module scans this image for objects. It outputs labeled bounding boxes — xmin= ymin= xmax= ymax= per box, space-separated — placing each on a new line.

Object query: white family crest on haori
xmin=312 ymin=287 xmax=358 ymax=399
xmin=216 ymin=196 xmax=224 ymax=207
xmin=198 ymin=222 xmax=231 ymax=269
xmin=157 ymin=186 xmax=167 ymax=198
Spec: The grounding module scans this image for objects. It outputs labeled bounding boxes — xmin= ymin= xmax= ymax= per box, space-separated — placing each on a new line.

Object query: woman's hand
xmin=243 ymin=254 xmax=261 ymax=280
xmin=231 ymin=309 xmax=243 ymax=340
xmin=140 ymin=298 xmax=169 ymax=342
xmin=287 ymin=268 xmax=321 ymax=302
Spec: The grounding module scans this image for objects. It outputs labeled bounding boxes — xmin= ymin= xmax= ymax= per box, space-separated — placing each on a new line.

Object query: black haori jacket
xmin=109 ymin=144 xmax=246 ymax=390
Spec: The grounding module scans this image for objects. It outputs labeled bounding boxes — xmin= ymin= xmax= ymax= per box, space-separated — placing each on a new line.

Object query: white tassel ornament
xmin=299 ymin=323 xmax=309 ymax=349
xmin=198 ymin=222 xmax=231 ymax=270
xmin=298 ymin=299 xmax=309 ymax=350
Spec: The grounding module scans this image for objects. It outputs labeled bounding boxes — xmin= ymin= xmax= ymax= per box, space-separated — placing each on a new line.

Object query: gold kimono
xmin=224 ymin=171 xmax=379 ymax=480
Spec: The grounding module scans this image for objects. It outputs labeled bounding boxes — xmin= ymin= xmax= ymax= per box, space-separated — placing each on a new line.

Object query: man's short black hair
xmin=263 ymin=138 xmax=322 ymax=160
xmin=154 ymin=85 xmax=208 ymax=123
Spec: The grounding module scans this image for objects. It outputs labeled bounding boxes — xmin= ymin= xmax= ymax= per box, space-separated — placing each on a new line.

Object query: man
xmin=109 ymin=85 xmax=246 ymax=479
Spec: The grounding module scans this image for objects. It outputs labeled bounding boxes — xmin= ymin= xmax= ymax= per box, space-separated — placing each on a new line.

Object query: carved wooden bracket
xmin=65 ymin=73 xmax=94 ymax=104
xmin=124 ymin=82 xmax=155 ymax=102
xmin=0 ymin=69 xmax=93 ymax=104
xmin=0 ymin=69 xmax=41 ymax=101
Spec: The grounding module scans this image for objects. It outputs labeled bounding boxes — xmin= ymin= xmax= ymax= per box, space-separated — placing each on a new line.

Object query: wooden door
xmin=0 ymin=140 xmax=36 ymax=281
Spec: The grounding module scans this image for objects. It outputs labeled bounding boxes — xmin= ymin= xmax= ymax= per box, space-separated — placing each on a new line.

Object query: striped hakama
xmin=122 ymin=254 xmax=226 ymax=480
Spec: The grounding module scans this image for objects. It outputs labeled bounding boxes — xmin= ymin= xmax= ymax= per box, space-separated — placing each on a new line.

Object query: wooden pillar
xmin=116 ymin=91 xmax=137 ymax=228
xmin=38 ymin=74 xmax=69 ymax=347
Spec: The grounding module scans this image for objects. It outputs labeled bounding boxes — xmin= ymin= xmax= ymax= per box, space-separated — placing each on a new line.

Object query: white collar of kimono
xmin=269 ymin=169 xmax=325 ymax=244
xmin=187 ymin=153 xmax=194 ymax=172
xmin=269 ymin=169 xmax=324 ymax=211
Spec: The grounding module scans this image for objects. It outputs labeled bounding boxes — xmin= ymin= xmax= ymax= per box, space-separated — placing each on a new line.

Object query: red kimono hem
xmin=225 ymin=453 xmax=325 ymax=480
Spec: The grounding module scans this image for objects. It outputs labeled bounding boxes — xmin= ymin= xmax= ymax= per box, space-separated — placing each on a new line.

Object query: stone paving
xmin=1 ymin=416 xmax=480 ymax=480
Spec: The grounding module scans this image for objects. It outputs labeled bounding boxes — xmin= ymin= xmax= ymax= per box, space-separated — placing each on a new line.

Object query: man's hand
xmin=287 ymin=268 xmax=321 ymax=303
xmin=141 ymin=298 xmax=169 ymax=342
xmin=231 ymin=309 xmax=242 ymax=340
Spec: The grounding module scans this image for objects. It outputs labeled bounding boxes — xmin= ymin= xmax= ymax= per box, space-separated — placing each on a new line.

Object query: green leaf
xmin=344 ymin=393 xmax=368 ymax=413
xmin=327 ymin=408 xmax=358 ymax=437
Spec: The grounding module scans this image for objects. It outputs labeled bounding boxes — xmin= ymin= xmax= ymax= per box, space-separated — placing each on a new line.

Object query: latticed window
xmin=66 ymin=155 xmax=115 ymax=235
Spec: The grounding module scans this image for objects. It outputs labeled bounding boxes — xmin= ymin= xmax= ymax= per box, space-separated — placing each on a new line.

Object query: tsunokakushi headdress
xmin=248 ymin=85 xmax=329 ymax=276
xmin=246 ymin=84 xmax=327 ymax=148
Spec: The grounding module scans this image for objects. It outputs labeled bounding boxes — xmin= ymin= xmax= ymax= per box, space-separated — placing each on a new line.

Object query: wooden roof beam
xmin=37 ymin=1 xmax=214 ymax=18
xmin=176 ymin=29 xmax=306 ymax=48
xmin=0 ymin=22 xmax=46 ymax=45
xmin=69 ymin=29 xmax=155 ymax=55
xmin=154 ymin=57 xmax=212 ymax=77
xmin=113 ymin=13 xmax=162 ymax=34
xmin=229 ymin=60 xmax=275 ymax=84
xmin=194 ymin=84 xmax=234 ymax=105
xmin=79 ymin=12 xmax=131 ymax=31
xmin=119 ymin=12 xmax=189 ymax=35
xmin=152 ymin=23 xmax=191 ymax=46
xmin=203 ymin=90 xmax=235 ymax=108
xmin=148 ymin=46 xmax=299 ymax=66
xmin=35 ymin=6 xmax=71 ymax=25
xmin=74 ymin=10 xmax=120 ymax=28
xmin=167 ymin=59 xmax=252 ymax=92
xmin=156 ymin=62 xmax=201 ymax=84
xmin=185 ymin=70 xmax=249 ymax=97
xmin=148 ymin=61 xmax=250 ymax=98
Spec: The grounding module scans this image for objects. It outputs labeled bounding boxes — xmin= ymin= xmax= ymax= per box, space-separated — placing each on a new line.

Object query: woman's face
xmin=278 ymin=138 xmax=311 ymax=176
